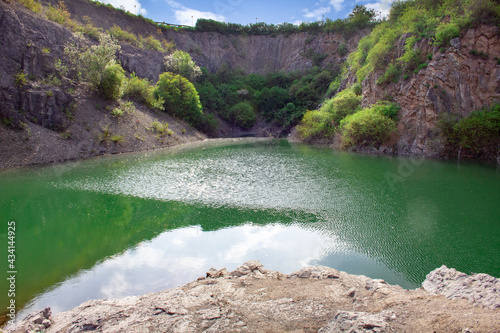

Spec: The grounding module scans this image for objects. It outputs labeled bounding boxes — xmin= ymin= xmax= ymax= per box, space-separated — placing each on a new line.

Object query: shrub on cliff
xmin=125 ymin=73 xmax=164 ymax=110
xmin=320 ymin=89 xmax=362 ymax=125
xmin=434 ymin=22 xmax=460 ymax=46
xmin=64 ymin=33 xmax=121 ymax=93
xmin=297 ymin=110 xmax=335 ymax=141
xmin=164 ymin=51 xmax=202 ymax=82
xmin=445 ymin=103 xmax=500 ymax=160
xmin=154 ymin=72 xmax=203 ymax=126
xmin=340 ymin=108 xmax=396 ymax=148
xmin=369 ymin=101 xmax=400 ymax=121
xmin=347 ymin=0 xmax=500 ymax=84
xmin=98 ymin=63 xmax=126 ymax=100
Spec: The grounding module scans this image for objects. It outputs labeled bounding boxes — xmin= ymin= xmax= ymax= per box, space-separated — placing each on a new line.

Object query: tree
xmin=348 ymin=5 xmax=377 ymax=27
xmin=230 ymin=101 xmax=256 ymax=130
xmin=155 ymin=72 xmax=203 ymax=126
xmin=163 ymin=50 xmax=202 ymax=81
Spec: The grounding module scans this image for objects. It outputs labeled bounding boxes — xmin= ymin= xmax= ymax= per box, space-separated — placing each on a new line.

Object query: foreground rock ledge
xmin=8 ymin=262 xmax=500 ymax=333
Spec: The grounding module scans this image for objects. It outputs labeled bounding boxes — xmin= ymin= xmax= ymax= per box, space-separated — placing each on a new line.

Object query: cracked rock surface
xmin=7 ymin=262 xmax=500 ymax=332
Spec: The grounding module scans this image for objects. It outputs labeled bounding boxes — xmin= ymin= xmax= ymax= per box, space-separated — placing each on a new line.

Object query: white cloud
xmin=303 ymin=6 xmax=331 ymax=21
xmin=164 ymin=0 xmax=225 ymax=26
xmin=365 ymin=0 xmax=392 ymax=19
xmin=329 ymin=0 xmax=344 ymax=12
xmin=98 ymin=0 xmax=147 ymax=15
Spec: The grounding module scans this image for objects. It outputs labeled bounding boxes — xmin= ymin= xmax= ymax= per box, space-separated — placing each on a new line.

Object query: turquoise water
xmin=1 ymin=138 xmax=499 ymax=320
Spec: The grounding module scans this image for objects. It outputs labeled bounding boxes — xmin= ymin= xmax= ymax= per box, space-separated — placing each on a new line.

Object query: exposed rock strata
xmin=7 ymin=262 xmax=500 ymax=332
xmin=361 ymin=25 xmax=500 ymax=157
xmin=0 ymin=1 xmax=205 ymax=169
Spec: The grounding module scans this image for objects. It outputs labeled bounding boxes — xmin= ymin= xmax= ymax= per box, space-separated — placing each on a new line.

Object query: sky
xmin=97 ymin=0 xmax=393 ymax=26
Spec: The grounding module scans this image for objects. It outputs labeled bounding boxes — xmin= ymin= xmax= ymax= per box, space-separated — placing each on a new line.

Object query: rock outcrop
xmin=423 ymin=265 xmax=500 ymax=310
xmin=36 ymin=0 xmax=366 ymax=76
xmin=7 ymin=262 xmax=500 ymax=332
xmin=361 ymin=25 xmax=500 ymax=157
xmin=0 ymin=1 xmax=206 ymax=169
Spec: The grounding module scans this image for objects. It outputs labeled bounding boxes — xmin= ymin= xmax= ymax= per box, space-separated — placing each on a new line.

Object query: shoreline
xmin=6 ymin=261 xmax=500 ymax=332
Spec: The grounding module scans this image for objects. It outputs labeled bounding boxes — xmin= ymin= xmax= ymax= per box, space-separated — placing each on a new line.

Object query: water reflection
xmin=1 ymin=139 xmax=499 ymax=322
xmin=18 ymin=222 xmax=354 ymax=319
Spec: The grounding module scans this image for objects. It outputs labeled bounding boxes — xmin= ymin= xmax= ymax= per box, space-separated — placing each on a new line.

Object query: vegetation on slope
xmin=440 ymin=103 xmax=500 ymax=160
xmin=298 ymin=0 xmax=500 ymax=154
xmin=348 ymin=0 xmax=500 ymax=84
xmin=195 ymin=66 xmax=340 ymax=132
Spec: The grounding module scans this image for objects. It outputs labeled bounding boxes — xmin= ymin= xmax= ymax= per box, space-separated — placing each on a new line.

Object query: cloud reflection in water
xmin=20 ymin=222 xmax=337 ymax=317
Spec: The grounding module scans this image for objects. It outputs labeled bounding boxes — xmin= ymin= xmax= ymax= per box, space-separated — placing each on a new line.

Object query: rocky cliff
xmin=39 ymin=0 xmax=366 ymax=77
xmin=360 ymin=25 xmax=500 ymax=157
xmin=0 ymin=0 xmax=367 ymax=168
xmin=165 ymin=30 xmax=365 ymax=75
xmin=0 ymin=1 xmax=206 ymax=169
xmin=1 ymin=0 xmax=499 ymax=167
xmin=7 ymin=262 xmax=500 ymax=332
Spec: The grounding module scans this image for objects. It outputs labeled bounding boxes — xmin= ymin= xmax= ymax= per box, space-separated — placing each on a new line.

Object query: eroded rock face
xmin=361 ymin=25 xmax=500 ymax=157
xmin=7 ymin=261 xmax=500 ymax=333
xmin=423 ymin=265 xmax=500 ymax=310
xmin=163 ymin=30 xmax=367 ymax=75
xmin=319 ymin=310 xmax=396 ymax=333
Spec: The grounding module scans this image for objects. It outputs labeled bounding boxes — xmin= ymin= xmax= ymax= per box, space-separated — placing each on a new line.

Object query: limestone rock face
xmin=319 ymin=310 xmax=396 ymax=333
xmin=7 ymin=261 xmax=500 ymax=333
xmin=0 ymin=4 xmax=75 ymax=131
xmin=163 ymin=30 xmax=367 ymax=75
xmin=361 ymin=25 xmax=500 ymax=157
xmin=423 ymin=265 xmax=500 ymax=310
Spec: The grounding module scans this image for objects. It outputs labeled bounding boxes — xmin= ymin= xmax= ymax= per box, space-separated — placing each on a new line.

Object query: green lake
xmin=1 ymin=138 xmax=499 ymax=320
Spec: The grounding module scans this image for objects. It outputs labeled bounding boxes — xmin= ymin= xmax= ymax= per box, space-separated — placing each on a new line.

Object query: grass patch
xmin=147 ymin=120 xmax=172 ymax=136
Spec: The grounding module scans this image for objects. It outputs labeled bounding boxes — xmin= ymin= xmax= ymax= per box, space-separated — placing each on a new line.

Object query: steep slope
xmin=38 ymin=0 xmax=366 ymax=76
xmin=165 ymin=30 xmax=366 ymax=74
xmin=0 ymin=1 xmax=204 ymax=169
xmin=361 ymin=25 xmax=500 ymax=157
xmin=0 ymin=0 xmax=370 ymax=168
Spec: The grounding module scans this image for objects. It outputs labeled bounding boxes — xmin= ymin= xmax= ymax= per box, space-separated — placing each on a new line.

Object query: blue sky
xmin=97 ymin=0 xmax=393 ymax=26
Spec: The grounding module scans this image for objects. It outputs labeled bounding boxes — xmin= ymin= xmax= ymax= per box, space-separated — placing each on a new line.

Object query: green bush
xmin=229 ymin=101 xmax=256 ymax=130
xmin=64 ymin=33 xmax=121 ymax=89
xmin=320 ymin=89 xmax=362 ymax=125
xmin=446 ymin=103 xmax=500 ymax=159
xmin=124 ymin=73 xmax=164 ymax=110
xmin=197 ymin=113 xmax=219 ymax=135
xmin=369 ymin=101 xmax=400 ymax=120
xmin=256 ymin=86 xmax=290 ymax=122
xmin=377 ymin=61 xmax=401 ymax=85
xmin=337 ymin=43 xmax=348 ymax=57
xmin=325 ymin=77 xmax=342 ymax=98
xmin=278 ymin=103 xmax=305 ymax=129
xmin=164 ymin=50 xmax=201 ymax=81
xmin=434 ymin=22 xmax=460 ymax=46
xmin=18 ymin=0 xmax=41 ymax=13
xmin=15 ymin=71 xmax=27 ymax=86
xmin=297 ymin=110 xmax=335 ymax=140
xmin=46 ymin=1 xmax=77 ymax=29
xmin=155 ymin=72 xmax=203 ymax=126
xmin=107 ymin=25 xmax=142 ymax=47
xmin=340 ymin=108 xmax=396 ymax=148
xmin=142 ymin=35 xmax=164 ymax=52
xmin=148 ymin=120 xmax=172 ymax=136
xmin=98 ymin=63 xmax=126 ymax=100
